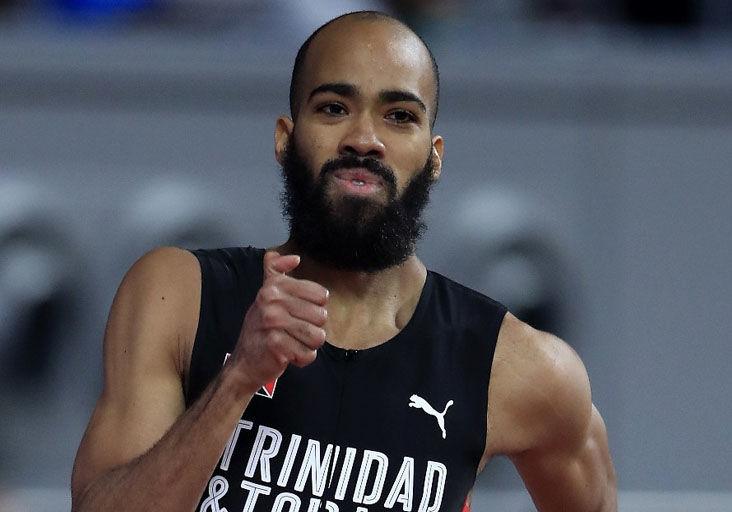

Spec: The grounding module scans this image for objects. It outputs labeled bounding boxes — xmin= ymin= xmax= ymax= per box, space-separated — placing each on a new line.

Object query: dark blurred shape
xmin=703 ymin=0 xmax=732 ymax=27
xmin=453 ymin=189 xmax=575 ymax=340
xmin=478 ymin=237 xmax=567 ymax=336
xmin=530 ymin=0 xmax=586 ymax=21
xmin=0 ymin=244 xmax=70 ymax=385
xmin=0 ymin=182 xmax=76 ymax=391
xmin=0 ymin=0 xmax=22 ymax=19
xmin=622 ymin=0 xmax=700 ymax=27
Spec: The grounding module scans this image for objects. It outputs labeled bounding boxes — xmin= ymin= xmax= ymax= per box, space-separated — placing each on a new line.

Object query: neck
xmin=273 ymin=239 xmax=427 ymax=349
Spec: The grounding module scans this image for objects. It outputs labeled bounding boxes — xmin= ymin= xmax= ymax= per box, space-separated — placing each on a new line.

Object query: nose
xmin=338 ymin=114 xmax=386 ymax=159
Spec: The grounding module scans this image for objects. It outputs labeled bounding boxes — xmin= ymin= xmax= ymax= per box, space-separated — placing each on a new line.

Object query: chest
xmin=247 ymin=345 xmax=479 ymax=454
xmin=198 ymin=333 xmax=489 ymax=512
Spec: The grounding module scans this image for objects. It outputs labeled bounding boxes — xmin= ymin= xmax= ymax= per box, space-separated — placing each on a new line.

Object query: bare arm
xmin=511 ymin=402 xmax=617 ymax=512
xmin=71 ymin=248 xmax=328 ymax=512
xmin=485 ymin=314 xmax=617 ymax=512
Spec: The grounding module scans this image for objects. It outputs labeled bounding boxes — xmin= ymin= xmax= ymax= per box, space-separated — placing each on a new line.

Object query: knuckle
xmin=300 ymin=323 xmax=314 ymax=340
xmin=259 ymin=285 xmax=280 ymax=304
xmin=274 ymin=353 xmax=290 ymax=367
xmin=308 ymin=326 xmax=326 ymax=345
xmin=292 ymin=351 xmax=314 ymax=368
xmin=261 ymin=308 xmax=279 ymax=327
xmin=265 ymin=330 xmax=283 ymax=348
xmin=296 ymin=325 xmax=323 ymax=348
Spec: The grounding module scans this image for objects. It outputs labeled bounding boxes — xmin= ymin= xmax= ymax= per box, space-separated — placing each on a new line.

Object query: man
xmin=71 ymin=11 xmax=616 ymax=512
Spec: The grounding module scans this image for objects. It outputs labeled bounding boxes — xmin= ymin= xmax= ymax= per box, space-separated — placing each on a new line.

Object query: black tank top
xmin=187 ymin=247 xmax=507 ymax=512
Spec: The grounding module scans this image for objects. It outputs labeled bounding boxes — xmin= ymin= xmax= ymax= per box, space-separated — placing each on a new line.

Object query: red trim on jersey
xmin=462 ymin=495 xmax=471 ymax=512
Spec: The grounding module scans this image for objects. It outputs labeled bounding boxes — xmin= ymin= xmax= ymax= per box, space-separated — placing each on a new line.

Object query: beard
xmin=280 ymin=137 xmax=436 ymax=273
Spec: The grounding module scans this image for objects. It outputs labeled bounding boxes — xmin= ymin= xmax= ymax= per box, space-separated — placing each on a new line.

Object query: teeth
xmin=352 ymin=179 xmax=365 ymax=186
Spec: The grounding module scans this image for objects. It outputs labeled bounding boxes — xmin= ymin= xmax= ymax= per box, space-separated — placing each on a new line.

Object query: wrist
xmin=219 ymin=360 xmax=260 ymax=399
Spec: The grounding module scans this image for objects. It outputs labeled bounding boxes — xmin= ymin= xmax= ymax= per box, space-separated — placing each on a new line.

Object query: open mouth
xmin=332 ymin=168 xmax=384 ymax=194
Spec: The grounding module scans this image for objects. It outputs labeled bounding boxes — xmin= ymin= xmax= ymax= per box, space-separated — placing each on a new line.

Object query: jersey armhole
xmin=183 ymin=249 xmax=207 ymax=406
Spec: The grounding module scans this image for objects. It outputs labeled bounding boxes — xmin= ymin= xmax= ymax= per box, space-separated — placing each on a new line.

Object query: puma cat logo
xmin=409 ymin=394 xmax=454 ymax=439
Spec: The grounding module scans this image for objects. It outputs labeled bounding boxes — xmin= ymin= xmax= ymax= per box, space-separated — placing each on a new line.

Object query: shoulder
xmin=114 ymin=246 xmax=200 ymax=317
xmin=120 ymin=246 xmax=200 ymax=291
xmin=427 ymin=270 xmax=507 ymax=323
xmin=106 ymin=246 xmax=201 ymax=378
xmin=486 ymin=313 xmax=592 ymax=457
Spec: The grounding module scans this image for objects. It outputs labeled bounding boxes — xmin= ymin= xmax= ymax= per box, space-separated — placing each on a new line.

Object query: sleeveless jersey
xmin=186 ymin=247 xmax=507 ymax=512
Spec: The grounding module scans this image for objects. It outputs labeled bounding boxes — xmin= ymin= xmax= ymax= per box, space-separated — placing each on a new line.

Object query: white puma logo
xmin=409 ymin=394 xmax=454 ymax=439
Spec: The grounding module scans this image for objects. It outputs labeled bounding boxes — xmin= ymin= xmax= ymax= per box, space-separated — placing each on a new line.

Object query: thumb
xmin=263 ymin=251 xmax=300 ymax=279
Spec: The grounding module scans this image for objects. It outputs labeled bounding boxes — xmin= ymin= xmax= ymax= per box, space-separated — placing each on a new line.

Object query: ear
xmin=275 ymin=116 xmax=295 ymax=165
xmin=431 ymin=135 xmax=444 ymax=180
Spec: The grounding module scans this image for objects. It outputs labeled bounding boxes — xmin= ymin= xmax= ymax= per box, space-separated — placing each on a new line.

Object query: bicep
xmin=511 ymin=404 xmax=616 ymax=512
xmin=487 ymin=320 xmax=616 ymax=511
xmin=71 ymin=247 xmax=200 ymax=501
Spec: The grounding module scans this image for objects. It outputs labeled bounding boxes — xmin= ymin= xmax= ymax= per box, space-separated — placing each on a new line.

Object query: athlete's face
xmin=275 ymin=19 xmax=444 ymax=271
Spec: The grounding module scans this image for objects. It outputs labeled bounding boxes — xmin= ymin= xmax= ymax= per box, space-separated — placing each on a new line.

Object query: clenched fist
xmin=227 ymin=251 xmax=329 ymax=395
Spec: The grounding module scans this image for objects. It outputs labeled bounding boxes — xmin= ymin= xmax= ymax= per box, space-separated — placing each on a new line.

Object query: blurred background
xmin=1 ymin=1 xmax=731 ymax=510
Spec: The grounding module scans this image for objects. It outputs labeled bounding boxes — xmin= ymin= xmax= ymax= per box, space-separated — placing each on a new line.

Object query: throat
xmin=272 ymin=242 xmax=428 ymax=350
xmin=326 ymin=325 xmax=402 ymax=351
xmin=324 ymin=274 xmax=426 ymax=350
xmin=325 ymin=303 xmax=403 ymax=350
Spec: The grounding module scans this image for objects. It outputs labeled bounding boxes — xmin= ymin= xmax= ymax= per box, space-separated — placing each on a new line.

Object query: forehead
xmin=301 ymin=20 xmax=435 ymax=104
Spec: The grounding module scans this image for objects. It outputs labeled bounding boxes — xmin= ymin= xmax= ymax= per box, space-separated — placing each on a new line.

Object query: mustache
xmin=319 ymin=155 xmax=397 ymax=189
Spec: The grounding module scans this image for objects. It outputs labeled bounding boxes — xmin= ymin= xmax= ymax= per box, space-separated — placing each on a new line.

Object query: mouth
xmin=331 ymin=168 xmax=385 ymax=195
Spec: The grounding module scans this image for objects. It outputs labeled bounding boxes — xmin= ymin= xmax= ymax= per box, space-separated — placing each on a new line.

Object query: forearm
xmin=72 ymin=367 xmax=255 ymax=512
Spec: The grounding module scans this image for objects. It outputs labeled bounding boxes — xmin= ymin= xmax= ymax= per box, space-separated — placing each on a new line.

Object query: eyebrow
xmin=379 ymin=90 xmax=427 ymax=114
xmin=308 ymin=82 xmax=358 ymax=101
xmin=308 ymin=82 xmax=428 ymax=114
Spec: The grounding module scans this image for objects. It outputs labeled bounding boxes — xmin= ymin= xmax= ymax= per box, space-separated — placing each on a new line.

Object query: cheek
xmin=298 ymin=128 xmax=328 ymax=154
xmin=393 ymin=141 xmax=431 ymax=174
xmin=388 ymin=132 xmax=428 ymax=159
xmin=293 ymin=131 xmax=326 ymax=168
xmin=309 ymin=136 xmax=341 ymax=169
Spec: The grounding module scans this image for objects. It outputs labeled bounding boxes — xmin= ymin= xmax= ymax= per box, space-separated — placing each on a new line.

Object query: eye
xmin=386 ymin=109 xmax=418 ymax=124
xmin=318 ymin=103 xmax=348 ymax=116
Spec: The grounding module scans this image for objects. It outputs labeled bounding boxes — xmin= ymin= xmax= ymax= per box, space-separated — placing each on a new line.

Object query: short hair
xmin=288 ymin=11 xmax=441 ymax=129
